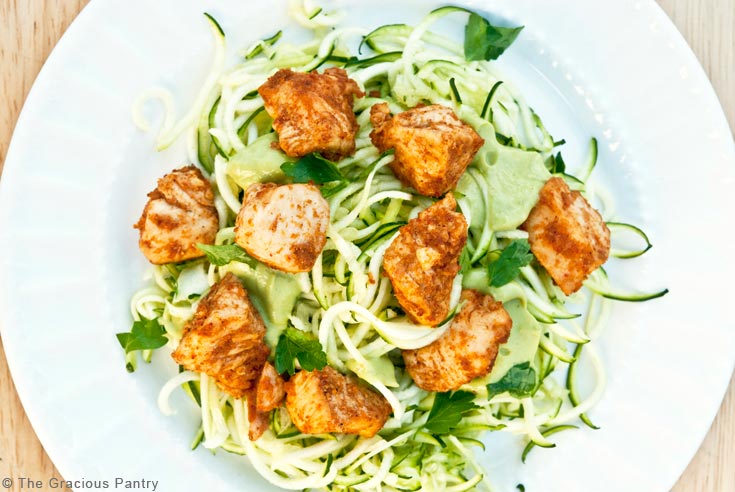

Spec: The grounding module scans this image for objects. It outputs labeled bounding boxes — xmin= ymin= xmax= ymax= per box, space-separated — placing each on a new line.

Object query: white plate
xmin=1 ymin=0 xmax=733 ymax=491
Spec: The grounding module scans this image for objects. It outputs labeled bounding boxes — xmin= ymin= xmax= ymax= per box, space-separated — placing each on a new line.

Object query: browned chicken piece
xmin=403 ymin=290 xmax=512 ymax=392
xmin=134 ymin=165 xmax=218 ymax=265
xmin=235 ymin=183 xmax=329 ymax=273
xmin=172 ymin=273 xmax=269 ymax=399
xmin=246 ymin=394 xmax=271 ymax=441
xmin=383 ymin=194 xmax=468 ymax=326
xmin=284 ymin=366 xmax=392 ymax=438
xmin=256 ymin=362 xmax=286 ymax=413
xmin=369 ymin=103 xmax=484 ymax=197
xmin=258 ymin=67 xmax=364 ymax=160
xmin=246 ymin=363 xmax=287 ymax=441
xmin=521 ymin=177 xmax=611 ymax=295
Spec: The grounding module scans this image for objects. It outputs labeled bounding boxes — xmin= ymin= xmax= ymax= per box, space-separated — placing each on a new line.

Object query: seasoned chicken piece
xmin=258 ymin=67 xmax=364 ymax=160
xmin=383 ymin=194 xmax=468 ymax=326
xmin=521 ymin=177 xmax=611 ymax=295
xmin=135 ymin=165 xmax=218 ymax=264
xmin=172 ymin=273 xmax=269 ymax=399
xmin=256 ymin=362 xmax=286 ymax=413
xmin=245 ymin=362 xmax=287 ymax=441
xmin=235 ymin=183 xmax=329 ymax=273
xmin=246 ymin=394 xmax=271 ymax=441
xmin=370 ymin=103 xmax=484 ymax=197
xmin=285 ymin=366 xmax=391 ymax=438
xmin=403 ymin=290 xmax=512 ymax=392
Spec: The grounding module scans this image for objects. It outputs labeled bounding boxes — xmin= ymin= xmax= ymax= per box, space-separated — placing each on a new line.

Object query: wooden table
xmin=0 ymin=1 xmax=733 ymax=491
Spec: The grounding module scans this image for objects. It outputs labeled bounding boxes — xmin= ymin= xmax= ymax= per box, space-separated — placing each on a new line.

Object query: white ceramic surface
xmin=1 ymin=1 xmax=733 ymax=491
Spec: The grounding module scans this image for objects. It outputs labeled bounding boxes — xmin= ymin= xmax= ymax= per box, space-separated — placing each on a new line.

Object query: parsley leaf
xmin=281 ymin=153 xmax=348 ymax=185
xmin=116 ymin=317 xmax=168 ymax=355
xmin=424 ymin=390 xmax=479 ymax=435
xmin=487 ymin=362 xmax=537 ymax=398
xmin=320 ymin=180 xmax=350 ymax=198
xmin=487 ymin=239 xmax=534 ymax=287
xmin=197 ymin=243 xmax=255 ymax=267
xmin=464 ymin=12 xmax=524 ymax=61
xmin=274 ymin=326 xmax=328 ymax=376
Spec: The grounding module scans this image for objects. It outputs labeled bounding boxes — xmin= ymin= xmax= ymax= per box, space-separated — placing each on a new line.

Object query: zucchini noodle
xmin=125 ymin=2 xmax=665 ymax=490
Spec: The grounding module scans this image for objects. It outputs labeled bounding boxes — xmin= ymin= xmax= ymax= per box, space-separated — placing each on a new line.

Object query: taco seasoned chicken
xmin=246 ymin=405 xmax=270 ymax=442
xmin=172 ymin=273 xmax=269 ymax=399
xmin=258 ymin=67 xmax=363 ymax=160
xmin=135 ymin=165 xmax=218 ymax=265
xmin=403 ymin=290 xmax=512 ymax=392
xmin=285 ymin=366 xmax=391 ymax=438
xmin=383 ymin=194 xmax=467 ymax=326
xmin=247 ymin=362 xmax=287 ymax=441
xmin=256 ymin=362 xmax=286 ymax=413
xmin=370 ymin=103 xmax=483 ymax=197
xmin=235 ymin=183 xmax=329 ymax=273
xmin=522 ymin=177 xmax=611 ymax=295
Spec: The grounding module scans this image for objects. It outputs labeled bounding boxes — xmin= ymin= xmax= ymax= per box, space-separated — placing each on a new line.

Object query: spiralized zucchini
xmin=127 ymin=2 xmax=666 ymax=491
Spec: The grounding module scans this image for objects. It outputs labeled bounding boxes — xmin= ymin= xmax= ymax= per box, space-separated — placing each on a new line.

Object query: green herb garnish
xmin=464 ymin=12 xmax=524 ymax=61
xmin=274 ymin=326 xmax=328 ymax=376
xmin=487 ymin=362 xmax=537 ymax=398
xmin=116 ymin=317 xmax=168 ymax=358
xmin=281 ymin=153 xmax=348 ymax=185
xmin=197 ymin=243 xmax=254 ymax=267
xmin=487 ymin=239 xmax=534 ymax=287
xmin=425 ymin=390 xmax=479 ymax=434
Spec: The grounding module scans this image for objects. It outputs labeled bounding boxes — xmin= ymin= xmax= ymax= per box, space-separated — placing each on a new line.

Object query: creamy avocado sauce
xmin=487 ymin=299 xmax=542 ymax=384
xmin=456 ymin=108 xmax=549 ymax=231
xmin=225 ymin=133 xmax=295 ymax=190
xmin=486 ymin=147 xmax=549 ymax=230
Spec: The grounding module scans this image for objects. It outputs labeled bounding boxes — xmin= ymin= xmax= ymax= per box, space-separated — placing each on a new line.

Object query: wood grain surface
xmin=0 ymin=1 xmax=733 ymax=491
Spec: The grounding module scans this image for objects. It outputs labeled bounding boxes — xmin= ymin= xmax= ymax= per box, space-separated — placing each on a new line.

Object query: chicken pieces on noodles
xmin=370 ymin=103 xmax=484 ymax=197
xmin=403 ymin=290 xmax=512 ymax=392
xmin=284 ymin=366 xmax=391 ymax=438
xmin=235 ymin=183 xmax=329 ymax=273
xmin=135 ymin=166 xmax=218 ymax=265
xmin=136 ymin=77 xmax=614 ymax=449
xmin=383 ymin=194 xmax=468 ymax=327
xmin=259 ymin=67 xmax=363 ymax=160
xmin=172 ymin=273 xmax=270 ymax=399
xmin=523 ymin=177 xmax=611 ymax=295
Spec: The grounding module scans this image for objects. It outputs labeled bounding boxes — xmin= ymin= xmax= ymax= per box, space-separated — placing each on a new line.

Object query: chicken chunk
xmin=245 ymin=362 xmax=287 ymax=441
xmin=370 ymin=103 xmax=484 ymax=197
xmin=383 ymin=194 xmax=467 ymax=326
xmin=285 ymin=366 xmax=391 ymax=438
xmin=521 ymin=177 xmax=611 ymax=295
xmin=171 ymin=273 xmax=269 ymax=399
xmin=246 ymin=394 xmax=271 ymax=441
xmin=403 ymin=290 xmax=512 ymax=392
xmin=256 ymin=362 xmax=286 ymax=413
xmin=258 ymin=67 xmax=364 ymax=160
xmin=235 ymin=183 xmax=329 ymax=273
xmin=134 ymin=165 xmax=218 ymax=264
